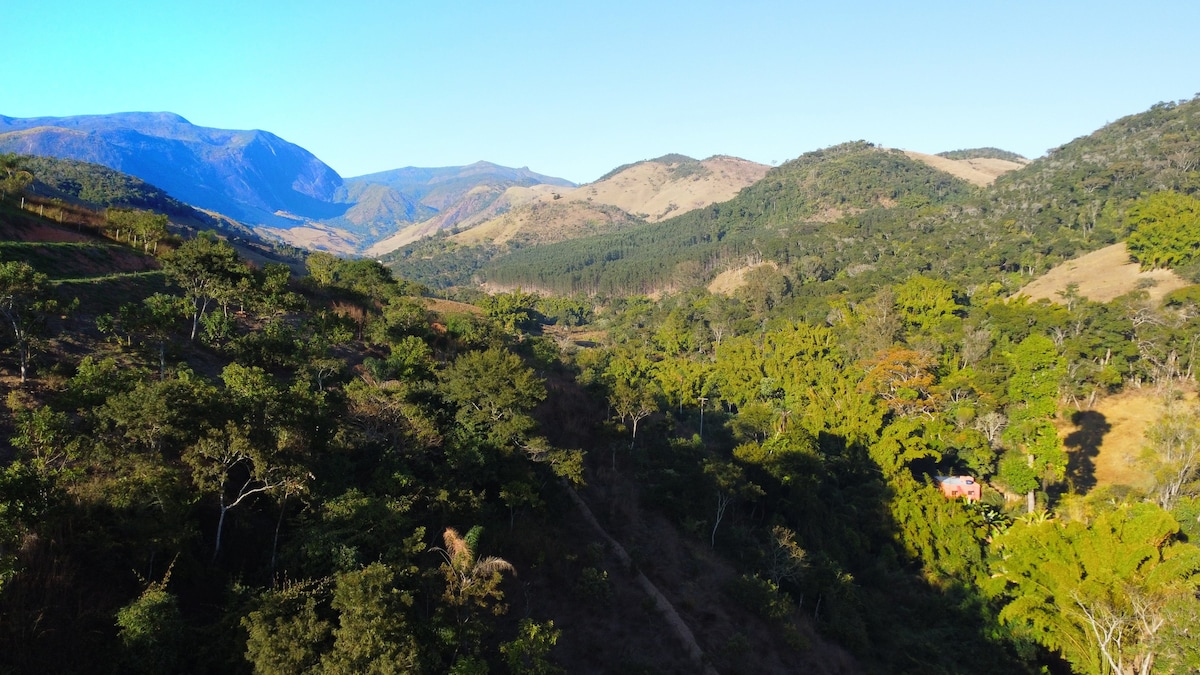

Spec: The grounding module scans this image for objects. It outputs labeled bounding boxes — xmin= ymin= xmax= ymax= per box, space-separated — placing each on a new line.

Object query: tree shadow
xmin=1063 ymin=410 xmax=1111 ymax=493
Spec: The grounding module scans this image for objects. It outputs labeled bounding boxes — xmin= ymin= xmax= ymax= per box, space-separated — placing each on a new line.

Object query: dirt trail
xmin=564 ymin=484 xmax=720 ymax=675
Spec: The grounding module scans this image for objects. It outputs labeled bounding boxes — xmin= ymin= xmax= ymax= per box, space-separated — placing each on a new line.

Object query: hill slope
xmin=467 ymin=141 xmax=978 ymax=295
xmin=368 ymin=155 xmax=767 ymax=256
xmin=1017 ymin=242 xmax=1189 ymax=304
xmin=569 ymin=154 xmax=769 ymax=222
xmin=0 ymin=112 xmax=345 ymax=226
xmin=903 ymin=150 xmax=1026 ymax=187
xmin=448 ymin=97 xmax=1200 ymax=300
xmin=0 ymin=114 xmax=578 ymax=255
xmin=343 ymin=161 xmax=576 ymax=251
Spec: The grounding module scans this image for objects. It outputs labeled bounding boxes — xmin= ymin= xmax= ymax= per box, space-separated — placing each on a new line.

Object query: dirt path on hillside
xmin=565 ymin=484 xmax=719 ymax=675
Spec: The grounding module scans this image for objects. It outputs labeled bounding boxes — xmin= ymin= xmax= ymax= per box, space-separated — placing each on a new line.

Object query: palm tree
xmin=432 ymin=526 xmax=515 ymax=612
xmin=431 ymin=526 xmax=516 ymax=663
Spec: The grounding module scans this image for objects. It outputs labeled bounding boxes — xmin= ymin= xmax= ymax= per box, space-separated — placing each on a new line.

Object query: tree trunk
xmin=214 ymin=498 xmax=229 ymax=561
xmin=712 ymin=492 xmax=731 ymax=548
xmin=271 ymin=496 xmax=287 ymax=572
xmin=1027 ymin=453 xmax=1036 ymax=514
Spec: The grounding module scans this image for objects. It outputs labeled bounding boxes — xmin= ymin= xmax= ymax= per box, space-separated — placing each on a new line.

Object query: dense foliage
xmin=392 ymin=97 xmax=1200 ymax=305
xmin=936 ymin=147 xmax=1027 ymax=162
xmin=11 ymin=154 xmax=196 ymax=217
xmin=4 ymin=97 xmax=1200 ymax=674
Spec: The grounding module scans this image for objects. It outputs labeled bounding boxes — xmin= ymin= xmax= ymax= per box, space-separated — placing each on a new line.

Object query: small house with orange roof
xmin=935 ymin=475 xmax=981 ymax=502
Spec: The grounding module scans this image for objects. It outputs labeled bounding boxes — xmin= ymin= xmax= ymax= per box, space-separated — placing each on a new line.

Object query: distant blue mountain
xmin=0 ymin=112 xmax=346 ymax=226
xmin=348 ymin=161 xmax=574 ymax=210
xmin=0 ymin=112 xmax=576 ymax=251
xmin=331 ymin=161 xmax=577 ymax=241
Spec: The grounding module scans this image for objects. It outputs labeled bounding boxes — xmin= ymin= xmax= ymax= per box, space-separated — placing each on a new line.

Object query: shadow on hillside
xmin=1063 ymin=410 xmax=1110 ymax=493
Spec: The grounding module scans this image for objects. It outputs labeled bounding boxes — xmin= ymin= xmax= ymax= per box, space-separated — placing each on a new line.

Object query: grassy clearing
xmin=1061 ymin=386 xmax=1197 ymax=493
xmin=52 ymin=270 xmax=167 ymax=285
xmin=1018 ymin=242 xmax=1190 ymax=305
xmin=52 ymin=272 xmax=172 ymax=316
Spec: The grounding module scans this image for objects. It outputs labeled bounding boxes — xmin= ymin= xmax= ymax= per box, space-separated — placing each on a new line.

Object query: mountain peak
xmin=0 ymin=112 xmax=344 ymax=225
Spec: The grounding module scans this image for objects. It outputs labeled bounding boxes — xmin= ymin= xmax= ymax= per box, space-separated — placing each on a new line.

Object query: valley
xmin=1 ymin=95 xmax=1200 ymax=674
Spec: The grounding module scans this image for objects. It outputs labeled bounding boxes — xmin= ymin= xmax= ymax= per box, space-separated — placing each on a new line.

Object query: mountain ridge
xmin=0 ymin=112 xmax=345 ymax=226
xmin=0 ymin=114 xmax=580 ymax=254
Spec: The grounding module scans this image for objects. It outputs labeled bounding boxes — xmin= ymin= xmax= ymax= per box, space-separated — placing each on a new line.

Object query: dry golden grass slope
xmin=1023 ymin=243 xmax=1195 ymax=492
xmin=571 ymin=155 xmax=770 ymax=222
xmin=364 ymin=184 xmax=562 ymax=256
xmin=260 ymin=223 xmax=360 ymax=256
xmin=902 ymin=150 xmax=1026 ymax=187
xmin=707 ymin=261 xmax=777 ymax=296
xmin=382 ymin=155 xmax=770 ymax=254
xmin=1017 ymin=242 xmax=1190 ymax=304
xmin=1061 ymin=387 xmax=1196 ymax=491
xmin=453 ymin=198 xmax=639 ymax=247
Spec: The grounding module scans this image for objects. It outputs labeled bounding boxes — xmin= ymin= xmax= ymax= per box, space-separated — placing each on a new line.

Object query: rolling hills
xmin=391 ymin=97 xmax=1200 ymax=302
xmin=0 ymin=115 xmax=578 ymax=254
xmin=444 ymin=155 xmax=771 ymax=248
xmin=5 ymin=95 xmax=1200 ymax=675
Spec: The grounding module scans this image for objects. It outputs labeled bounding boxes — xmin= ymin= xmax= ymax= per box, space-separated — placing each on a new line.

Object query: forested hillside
xmin=388 ymin=98 xmax=1198 ymax=304
xmin=3 ymin=97 xmax=1200 ymax=675
xmin=464 ymin=141 xmax=978 ymax=296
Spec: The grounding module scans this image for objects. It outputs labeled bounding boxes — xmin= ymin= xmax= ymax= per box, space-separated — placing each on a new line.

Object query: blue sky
xmin=4 ymin=1 xmax=1199 ymax=183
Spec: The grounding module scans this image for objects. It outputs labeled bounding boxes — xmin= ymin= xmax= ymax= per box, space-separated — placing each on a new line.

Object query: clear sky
xmin=4 ymin=1 xmax=1199 ymax=184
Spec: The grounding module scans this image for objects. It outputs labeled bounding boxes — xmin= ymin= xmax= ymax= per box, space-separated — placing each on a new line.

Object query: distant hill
xmin=902 ymin=150 xmax=1025 ymax=187
xmin=14 ymin=154 xmax=197 ymax=217
xmin=342 ymin=161 xmax=576 ymax=254
xmin=380 ymin=154 xmax=765 ymax=254
xmin=452 ymin=97 xmax=1200 ymax=299
xmin=564 ymin=154 xmax=769 ymax=222
xmin=454 ymin=198 xmax=642 ymax=248
xmin=7 ymin=154 xmax=282 ymax=247
xmin=0 ymin=112 xmax=345 ymax=226
xmin=447 ymin=141 xmax=978 ymax=295
xmin=0 ymin=114 xmax=578 ymax=254
xmin=349 ymin=161 xmax=574 ymax=211
xmin=936 ymin=147 xmax=1027 ymax=162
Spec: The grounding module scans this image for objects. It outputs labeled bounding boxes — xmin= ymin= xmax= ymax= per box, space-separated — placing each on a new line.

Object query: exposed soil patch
xmin=260 ymin=223 xmax=359 ymax=255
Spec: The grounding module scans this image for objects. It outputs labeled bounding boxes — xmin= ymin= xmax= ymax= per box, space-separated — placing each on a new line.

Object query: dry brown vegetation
xmin=260 ymin=222 xmax=360 ymax=255
xmin=569 ymin=156 xmax=770 ymax=223
xmin=902 ymin=150 xmax=1026 ymax=187
xmin=365 ymin=185 xmax=564 ymax=256
xmin=422 ymin=296 xmax=482 ymax=315
xmin=381 ymin=156 xmax=772 ymax=254
xmin=453 ymin=199 xmax=638 ymax=248
xmin=1060 ymin=387 xmax=1197 ymax=491
xmin=1016 ymin=242 xmax=1191 ymax=304
xmin=707 ymin=261 xmax=777 ymax=296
